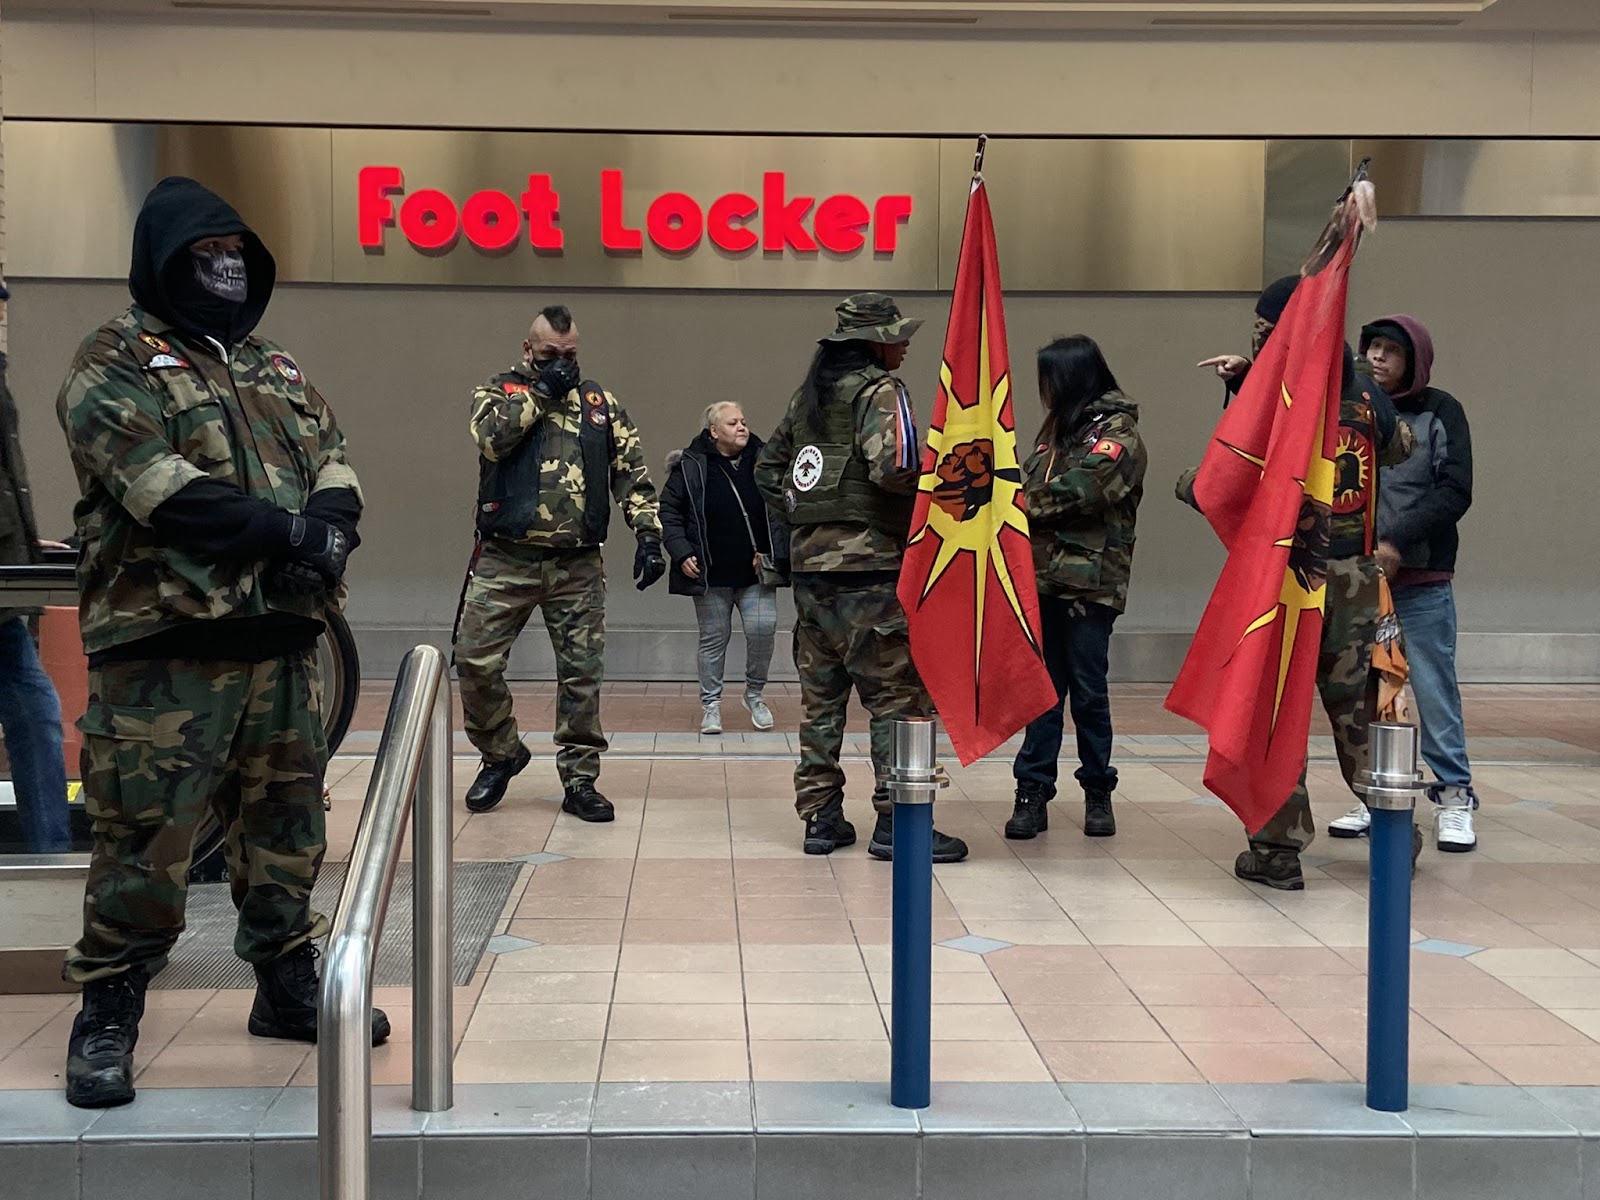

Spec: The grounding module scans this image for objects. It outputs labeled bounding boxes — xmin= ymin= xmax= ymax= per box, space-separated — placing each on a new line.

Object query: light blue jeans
xmin=0 ymin=616 xmax=72 ymax=852
xmin=693 ymin=586 xmax=777 ymax=706
xmin=1392 ymin=581 xmax=1472 ymax=789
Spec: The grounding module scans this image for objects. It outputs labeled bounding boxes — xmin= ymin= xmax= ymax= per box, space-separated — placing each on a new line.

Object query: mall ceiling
xmin=17 ymin=0 xmax=1600 ymax=32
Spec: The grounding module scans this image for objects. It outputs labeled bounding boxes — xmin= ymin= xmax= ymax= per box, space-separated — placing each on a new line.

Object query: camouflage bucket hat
xmin=820 ymin=292 xmax=923 ymax=345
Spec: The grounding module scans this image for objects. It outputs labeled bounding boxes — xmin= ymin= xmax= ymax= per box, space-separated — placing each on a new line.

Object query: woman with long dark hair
xmin=1007 ymin=335 xmax=1147 ymax=841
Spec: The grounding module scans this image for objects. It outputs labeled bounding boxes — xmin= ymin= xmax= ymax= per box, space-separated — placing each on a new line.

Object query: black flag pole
xmin=972 ymin=135 xmax=989 ymax=179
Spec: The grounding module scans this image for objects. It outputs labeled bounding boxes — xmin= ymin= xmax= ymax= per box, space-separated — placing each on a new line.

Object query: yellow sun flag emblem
xmin=1232 ymin=382 xmax=1338 ymax=733
xmin=907 ymin=305 xmax=1041 ymax=678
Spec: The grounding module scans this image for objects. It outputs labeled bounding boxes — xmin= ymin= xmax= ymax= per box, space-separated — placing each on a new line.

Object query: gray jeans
xmin=693 ymin=585 xmax=778 ymax=705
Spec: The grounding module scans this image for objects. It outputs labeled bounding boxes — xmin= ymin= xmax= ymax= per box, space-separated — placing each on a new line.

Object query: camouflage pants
xmin=454 ymin=539 xmax=607 ymax=784
xmin=65 ymin=653 xmax=329 ymax=983
xmin=792 ymin=578 xmax=931 ymax=820
xmin=1251 ymin=556 xmax=1379 ymax=854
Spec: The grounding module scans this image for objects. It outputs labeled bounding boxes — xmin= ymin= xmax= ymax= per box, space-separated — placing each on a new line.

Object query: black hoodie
xmin=129 ymin=176 xmax=276 ymax=346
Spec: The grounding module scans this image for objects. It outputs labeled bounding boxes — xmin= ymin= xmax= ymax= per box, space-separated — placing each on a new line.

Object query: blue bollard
xmin=890 ymin=800 xmax=932 ymax=1109
xmin=888 ymin=718 xmax=944 ymax=1111
xmin=1359 ymin=722 xmax=1423 ymax=1114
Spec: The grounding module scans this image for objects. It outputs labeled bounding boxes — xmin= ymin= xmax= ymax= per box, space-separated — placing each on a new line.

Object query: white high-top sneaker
xmin=1431 ymin=784 xmax=1479 ymax=853
xmin=1328 ymin=804 xmax=1372 ymax=838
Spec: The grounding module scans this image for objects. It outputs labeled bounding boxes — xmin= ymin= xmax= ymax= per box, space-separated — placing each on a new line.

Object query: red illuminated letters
xmin=360 ymin=165 xmax=912 ymax=259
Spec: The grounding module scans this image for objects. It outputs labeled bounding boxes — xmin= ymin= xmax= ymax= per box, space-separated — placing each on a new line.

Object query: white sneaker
xmin=744 ymin=694 xmax=774 ymax=731
xmin=1432 ymin=785 xmax=1479 ymax=853
xmin=701 ymin=702 xmax=722 ymax=735
xmin=1328 ymin=804 xmax=1372 ymax=838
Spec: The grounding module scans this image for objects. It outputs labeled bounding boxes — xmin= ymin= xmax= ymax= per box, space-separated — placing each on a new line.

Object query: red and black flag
xmin=897 ymin=161 xmax=1057 ymax=766
xmin=1165 ymin=194 xmax=1371 ymax=833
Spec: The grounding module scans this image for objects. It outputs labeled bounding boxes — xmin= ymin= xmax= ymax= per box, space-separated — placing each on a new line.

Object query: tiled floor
xmin=4 ymin=683 xmax=1600 ymax=1096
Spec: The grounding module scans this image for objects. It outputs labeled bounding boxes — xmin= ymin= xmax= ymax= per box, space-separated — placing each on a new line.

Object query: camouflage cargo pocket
xmin=1040 ymin=528 xmax=1105 ymax=594
xmin=77 ymin=701 xmax=186 ymax=825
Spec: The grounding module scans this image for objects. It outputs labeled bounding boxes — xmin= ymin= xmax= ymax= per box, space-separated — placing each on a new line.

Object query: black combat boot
xmin=1234 ymin=847 xmax=1305 ymax=892
xmin=65 ymin=967 xmax=148 ymax=1109
xmin=465 ymin=743 xmax=532 ymax=813
xmin=1083 ymin=789 xmax=1117 ymax=838
xmin=1005 ymin=783 xmax=1051 ymax=840
xmin=249 ymin=943 xmax=391 ymax=1045
xmin=803 ymin=803 xmax=857 ymax=855
xmin=867 ymin=812 xmax=970 ymax=863
xmin=562 ymin=779 xmax=616 ymax=823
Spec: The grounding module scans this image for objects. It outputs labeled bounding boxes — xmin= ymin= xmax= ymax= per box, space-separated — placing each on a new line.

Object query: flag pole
xmin=972 ymin=134 xmax=989 ymax=179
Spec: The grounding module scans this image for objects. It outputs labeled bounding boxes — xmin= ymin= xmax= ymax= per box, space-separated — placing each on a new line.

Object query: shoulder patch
xmin=588 ymin=407 xmax=609 ymax=427
xmin=1091 ymin=438 xmax=1125 ymax=461
xmin=502 ymin=381 xmax=531 ymax=396
xmin=146 ymin=353 xmax=191 ymax=370
xmin=269 ymin=353 xmax=303 ymax=384
xmin=138 ymin=333 xmax=171 ymax=354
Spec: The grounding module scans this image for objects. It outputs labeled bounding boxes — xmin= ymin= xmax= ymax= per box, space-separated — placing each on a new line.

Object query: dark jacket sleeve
xmin=304 ymin=486 xmax=363 ymax=551
xmin=659 ymin=457 xmax=697 ymax=567
xmin=148 ymin=478 xmax=286 ymax=560
xmin=1385 ymin=391 xmax=1473 ymax=550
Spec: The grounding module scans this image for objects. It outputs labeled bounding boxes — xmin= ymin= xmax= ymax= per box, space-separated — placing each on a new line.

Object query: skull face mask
xmin=192 ymin=247 xmax=248 ymax=303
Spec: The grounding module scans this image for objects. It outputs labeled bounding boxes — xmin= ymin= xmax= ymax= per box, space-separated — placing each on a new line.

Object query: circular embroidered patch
xmin=792 ymin=445 xmax=825 ymax=492
xmin=138 ymin=333 xmax=171 ymax=353
xmin=589 ymin=408 xmax=609 ymax=427
xmin=270 ymin=353 xmax=303 ymax=384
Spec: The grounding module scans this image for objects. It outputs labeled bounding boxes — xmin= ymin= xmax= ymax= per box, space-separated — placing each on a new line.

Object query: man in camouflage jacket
xmin=755 ymin=293 xmax=967 ymax=864
xmin=455 ymin=305 xmax=664 ymax=820
xmin=55 ymin=177 xmax=385 ymax=1109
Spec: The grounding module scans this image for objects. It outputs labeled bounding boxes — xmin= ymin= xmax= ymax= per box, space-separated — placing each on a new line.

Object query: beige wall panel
xmin=1531 ymin=35 xmax=1600 ymax=135
xmin=3 ymin=14 xmax=1559 ymax=136
xmin=2 ymin=11 xmax=94 ymax=121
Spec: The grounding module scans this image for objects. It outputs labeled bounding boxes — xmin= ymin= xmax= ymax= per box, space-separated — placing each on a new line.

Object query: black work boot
xmin=1005 ymin=783 xmax=1051 ymax=840
xmin=465 ymin=743 xmax=532 ymax=813
xmin=249 ymin=943 xmax=391 ymax=1045
xmin=1234 ymin=847 xmax=1305 ymax=892
xmin=65 ymin=967 xmax=148 ymax=1109
xmin=868 ymin=812 xmax=970 ymax=863
xmin=561 ymin=779 xmax=616 ymax=823
xmin=1083 ymin=789 xmax=1117 ymax=838
xmin=803 ymin=803 xmax=857 ymax=855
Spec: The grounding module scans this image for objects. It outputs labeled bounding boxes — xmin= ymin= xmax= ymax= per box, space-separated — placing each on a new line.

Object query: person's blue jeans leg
xmin=692 ymin=588 xmax=737 ymax=706
xmin=1392 ymin=581 xmax=1472 ymax=789
xmin=0 ymin=616 xmax=72 ymax=853
xmin=1064 ymin=604 xmax=1119 ymax=793
xmin=1014 ymin=598 xmax=1119 ymax=796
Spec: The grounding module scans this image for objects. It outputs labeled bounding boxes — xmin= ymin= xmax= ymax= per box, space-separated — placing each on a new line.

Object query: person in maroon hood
xmin=1327 ymin=316 xmax=1478 ymax=852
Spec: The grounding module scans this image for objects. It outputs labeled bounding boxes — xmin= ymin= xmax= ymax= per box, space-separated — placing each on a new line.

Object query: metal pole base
xmin=1366 ymin=806 xmax=1414 ymax=1112
xmin=890 ymin=800 xmax=932 ymax=1110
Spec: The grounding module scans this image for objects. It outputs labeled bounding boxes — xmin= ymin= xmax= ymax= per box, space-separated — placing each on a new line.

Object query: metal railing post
xmin=319 ymin=645 xmax=454 ymax=1200
xmin=1358 ymin=721 xmax=1423 ymax=1113
xmin=888 ymin=717 xmax=946 ymax=1110
xmin=413 ymin=672 xmax=454 ymax=1112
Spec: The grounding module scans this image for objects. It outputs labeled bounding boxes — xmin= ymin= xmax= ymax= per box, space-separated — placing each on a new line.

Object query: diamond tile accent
xmin=938 ymin=935 xmax=1015 ymax=955
xmin=1412 ymin=939 xmax=1485 ymax=957
xmin=486 ymin=934 xmax=541 ymax=954
xmin=513 ymin=852 xmax=571 ymax=866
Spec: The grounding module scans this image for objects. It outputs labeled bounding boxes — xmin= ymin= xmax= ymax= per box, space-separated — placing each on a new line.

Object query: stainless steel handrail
xmin=318 ymin=644 xmax=454 ymax=1200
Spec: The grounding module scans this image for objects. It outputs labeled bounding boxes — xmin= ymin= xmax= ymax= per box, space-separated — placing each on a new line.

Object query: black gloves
xmin=535 ymin=357 xmax=582 ymax=399
xmin=633 ymin=536 xmax=666 ymax=591
xmin=267 ymin=561 xmax=332 ymax=597
xmin=268 ymin=511 xmax=351 ymax=589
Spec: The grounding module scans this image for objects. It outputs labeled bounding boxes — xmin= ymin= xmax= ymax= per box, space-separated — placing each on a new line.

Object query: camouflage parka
xmin=469 ymin=365 xmax=660 ymax=549
xmin=1022 ymin=390 xmax=1147 ymax=612
xmin=56 ymin=310 xmax=361 ymax=655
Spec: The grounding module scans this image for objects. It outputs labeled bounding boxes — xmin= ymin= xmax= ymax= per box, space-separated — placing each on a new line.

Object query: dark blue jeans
xmin=0 ymin=616 xmax=72 ymax=852
xmin=1012 ymin=597 xmax=1118 ymax=797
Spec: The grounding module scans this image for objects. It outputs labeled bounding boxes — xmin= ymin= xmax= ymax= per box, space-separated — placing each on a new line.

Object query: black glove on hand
xmin=281 ymin=513 xmax=351 ymax=587
xmin=535 ymin=357 xmax=582 ymax=399
xmin=266 ymin=561 xmax=331 ymax=599
xmin=633 ymin=536 xmax=666 ymax=591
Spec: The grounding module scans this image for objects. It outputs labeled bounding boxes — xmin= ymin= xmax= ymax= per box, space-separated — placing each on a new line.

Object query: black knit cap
xmin=1255 ymin=275 xmax=1300 ymax=324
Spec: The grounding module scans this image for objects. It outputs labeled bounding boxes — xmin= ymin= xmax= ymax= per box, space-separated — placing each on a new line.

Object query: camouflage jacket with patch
xmin=470 ymin=367 xmax=660 ymax=548
xmin=755 ymin=374 xmax=919 ymax=573
xmin=56 ymin=308 xmax=361 ymax=654
xmin=1022 ymin=391 xmax=1147 ymax=612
